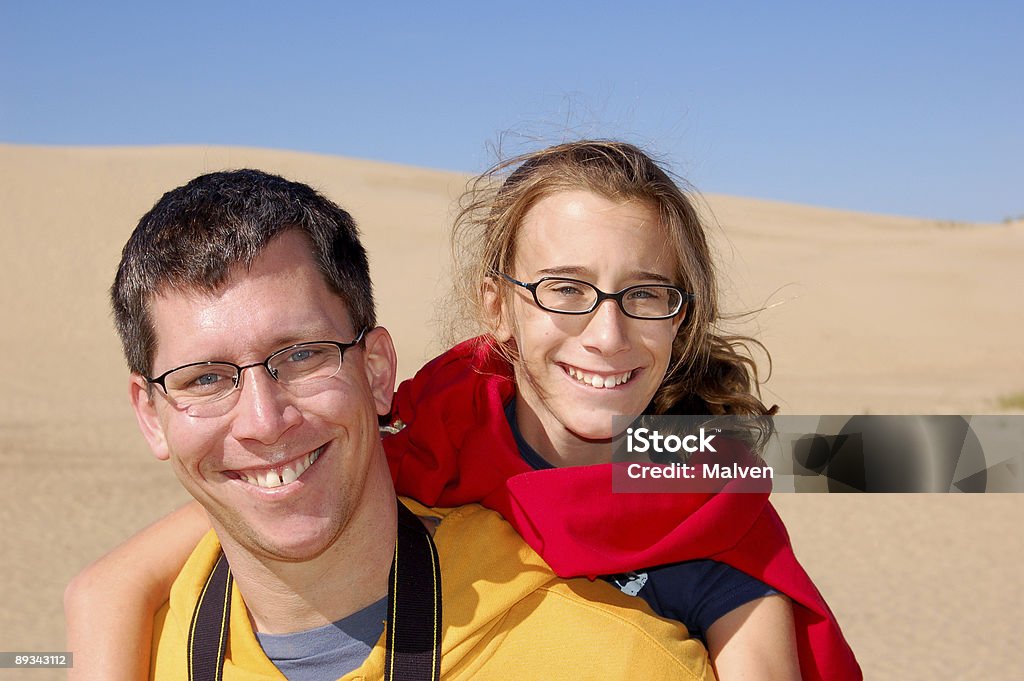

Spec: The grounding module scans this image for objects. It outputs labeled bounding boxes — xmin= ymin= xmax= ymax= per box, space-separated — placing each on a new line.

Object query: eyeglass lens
xmin=163 ymin=343 xmax=345 ymax=412
xmin=534 ymin=279 xmax=683 ymax=318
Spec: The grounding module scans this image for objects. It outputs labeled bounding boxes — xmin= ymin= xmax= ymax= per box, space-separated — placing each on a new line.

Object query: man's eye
xmin=185 ymin=372 xmax=230 ymax=392
xmin=286 ymin=349 xmax=316 ymax=363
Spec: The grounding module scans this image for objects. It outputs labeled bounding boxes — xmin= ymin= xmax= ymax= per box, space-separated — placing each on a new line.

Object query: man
xmin=112 ymin=169 xmax=713 ymax=680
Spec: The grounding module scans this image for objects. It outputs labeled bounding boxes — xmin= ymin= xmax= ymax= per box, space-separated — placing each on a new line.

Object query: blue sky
xmin=2 ymin=1 xmax=1020 ymax=222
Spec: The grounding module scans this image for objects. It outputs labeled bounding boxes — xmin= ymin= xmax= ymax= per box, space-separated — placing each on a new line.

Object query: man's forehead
xmin=146 ymin=250 xmax=353 ymax=366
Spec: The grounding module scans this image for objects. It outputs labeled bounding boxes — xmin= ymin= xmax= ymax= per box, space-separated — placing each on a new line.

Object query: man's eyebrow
xmin=535 ymin=266 xmax=674 ymax=284
xmin=265 ymin=326 xmax=346 ymax=350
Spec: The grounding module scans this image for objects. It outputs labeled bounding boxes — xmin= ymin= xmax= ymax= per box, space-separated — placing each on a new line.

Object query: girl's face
xmin=490 ymin=190 xmax=684 ymax=465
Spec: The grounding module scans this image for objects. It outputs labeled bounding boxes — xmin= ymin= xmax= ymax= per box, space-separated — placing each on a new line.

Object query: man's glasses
xmin=145 ymin=328 xmax=367 ymax=417
xmin=493 ymin=271 xmax=692 ymax=320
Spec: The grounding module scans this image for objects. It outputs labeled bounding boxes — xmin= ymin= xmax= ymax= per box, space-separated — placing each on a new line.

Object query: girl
xmin=66 ymin=141 xmax=859 ymax=680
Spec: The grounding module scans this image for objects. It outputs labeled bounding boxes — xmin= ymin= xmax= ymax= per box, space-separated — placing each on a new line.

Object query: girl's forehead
xmin=522 ymin=189 xmax=655 ymax=221
xmin=513 ymin=191 xmax=676 ymax=278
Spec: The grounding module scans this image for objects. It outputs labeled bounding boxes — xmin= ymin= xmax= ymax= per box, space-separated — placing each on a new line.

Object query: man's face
xmin=130 ymin=231 xmax=396 ymax=563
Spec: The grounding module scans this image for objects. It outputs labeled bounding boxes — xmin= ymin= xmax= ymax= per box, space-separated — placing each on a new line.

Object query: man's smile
xmin=228 ymin=444 xmax=325 ymax=488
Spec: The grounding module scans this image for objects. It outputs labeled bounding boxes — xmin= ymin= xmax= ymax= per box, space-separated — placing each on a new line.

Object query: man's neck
xmin=215 ymin=462 xmax=398 ymax=635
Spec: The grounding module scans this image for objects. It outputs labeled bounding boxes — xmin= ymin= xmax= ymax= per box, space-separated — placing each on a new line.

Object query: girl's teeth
xmin=568 ymin=366 xmax=633 ymax=389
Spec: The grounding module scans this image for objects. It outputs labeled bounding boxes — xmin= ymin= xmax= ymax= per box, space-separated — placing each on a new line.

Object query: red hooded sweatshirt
xmin=385 ymin=338 xmax=861 ymax=681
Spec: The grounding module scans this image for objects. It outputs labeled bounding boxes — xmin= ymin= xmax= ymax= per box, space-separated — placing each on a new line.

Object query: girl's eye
xmin=540 ymin=279 xmax=589 ymax=296
xmin=627 ymin=287 xmax=663 ymax=300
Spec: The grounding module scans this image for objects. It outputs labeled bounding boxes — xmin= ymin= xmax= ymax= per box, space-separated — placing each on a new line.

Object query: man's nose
xmin=229 ymin=366 xmax=302 ymax=444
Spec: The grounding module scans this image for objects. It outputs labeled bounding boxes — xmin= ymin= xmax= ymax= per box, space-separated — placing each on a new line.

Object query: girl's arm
xmin=64 ymin=501 xmax=210 ymax=681
xmin=706 ymin=594 xmax=802 ymax=681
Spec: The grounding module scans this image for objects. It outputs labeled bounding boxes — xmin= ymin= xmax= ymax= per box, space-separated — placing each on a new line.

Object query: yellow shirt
xmin=151 ymin=500 xmax=714 ymax=680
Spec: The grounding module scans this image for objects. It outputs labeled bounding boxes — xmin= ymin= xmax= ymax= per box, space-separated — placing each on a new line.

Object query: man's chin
xmin=252 ymin=535 xmax=339 ymax=564
xmin=215 ymin=517 xmax=341 ymax=564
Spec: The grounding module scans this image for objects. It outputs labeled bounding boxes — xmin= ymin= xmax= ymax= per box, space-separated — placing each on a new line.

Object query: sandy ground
xmin=1 ymin=144 xmax=1021 ymax=679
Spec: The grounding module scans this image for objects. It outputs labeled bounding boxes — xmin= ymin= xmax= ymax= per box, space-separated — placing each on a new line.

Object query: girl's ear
xmin=671 ymin=307 xmax=686 ymax=337
xmin=482 ymin=275 xmax=514 ymax=342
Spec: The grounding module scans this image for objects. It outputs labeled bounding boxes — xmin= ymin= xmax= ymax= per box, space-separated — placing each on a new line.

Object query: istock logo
xmin=625 ymin=427 xmax=718 ymax=454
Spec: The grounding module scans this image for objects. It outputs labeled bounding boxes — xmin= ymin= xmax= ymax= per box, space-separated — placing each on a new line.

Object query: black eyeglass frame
xmin=492 ymin=271 xmax=693 ymax=320
xmin=145 ymin=327 xmax=368 ymax=398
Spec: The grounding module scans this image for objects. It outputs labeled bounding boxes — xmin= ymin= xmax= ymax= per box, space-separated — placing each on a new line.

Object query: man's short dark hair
xmin=112 ymin=169 xmax=374 ymax=376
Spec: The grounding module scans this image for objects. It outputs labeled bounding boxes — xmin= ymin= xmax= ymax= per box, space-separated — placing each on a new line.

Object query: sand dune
xmin=1 ymin=144 xmax=1021 ymax=679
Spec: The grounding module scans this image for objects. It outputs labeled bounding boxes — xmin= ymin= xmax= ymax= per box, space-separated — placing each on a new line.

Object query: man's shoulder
xmin=491 ymin=579 xmax=715 ymax=680
xmin=401 ymin=499 xmax=551 ymax=590
xmin=152 ymin=529 xmax=222 ymax=642
xmin=169 ymin=529 xmax=224 ymax=600
xmin=151 ymin=530 xmax=221 ymax=678
xmin=151 ymin=531 xmax=285 ymax=680
xmin=402 ymin=499 xmax=713 ymax=680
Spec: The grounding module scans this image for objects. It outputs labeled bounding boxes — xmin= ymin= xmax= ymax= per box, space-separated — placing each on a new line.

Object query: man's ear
xmin=129 ymin=375 xmax=170 ymax=461
xmin=482 ymin=276 xmax=513 ymax=343
xmin=362 ymin=327 xmax=398 ymax=416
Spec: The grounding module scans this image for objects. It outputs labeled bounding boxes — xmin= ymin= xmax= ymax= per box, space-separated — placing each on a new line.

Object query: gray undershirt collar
xmin=255 ymin=597 xmax=387 ymax=681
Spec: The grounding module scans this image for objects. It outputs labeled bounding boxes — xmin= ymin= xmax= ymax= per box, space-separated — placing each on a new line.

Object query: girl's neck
xmin=512 ymin=396 xmax=616 ymax=468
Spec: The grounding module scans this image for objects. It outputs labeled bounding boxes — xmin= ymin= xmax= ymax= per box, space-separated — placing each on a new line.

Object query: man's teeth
xmin=240 ymin=446 xmax=323 ymax=488
xmin=566 ymin=366 xmax=633 ymax=389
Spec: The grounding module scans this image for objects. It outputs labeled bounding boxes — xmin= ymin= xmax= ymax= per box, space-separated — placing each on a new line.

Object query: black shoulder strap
xmin=386 ymin=499 xmax=443 ymax=681
xmin=187 ymin=499 xmax=442 ymax=681
xmin=188 ymin=552 xmax=232 ymax=681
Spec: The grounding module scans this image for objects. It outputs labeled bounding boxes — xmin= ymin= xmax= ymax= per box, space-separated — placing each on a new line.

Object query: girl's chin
xmin=564 ymin=420 xmax=617 ymax=443
xmin=563 ymin=408 xmax=647 ymax=441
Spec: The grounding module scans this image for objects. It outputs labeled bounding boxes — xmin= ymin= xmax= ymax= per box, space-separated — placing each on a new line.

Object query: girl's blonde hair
xmin=452 ymin=140 xmax=775 ymax=416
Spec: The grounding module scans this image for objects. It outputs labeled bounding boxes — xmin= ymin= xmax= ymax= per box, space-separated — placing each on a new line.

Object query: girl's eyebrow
xmin=536 ymin=265 xmax=591 ymax=278
xmin=536 ymin=265 xmax=674 ymax=284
